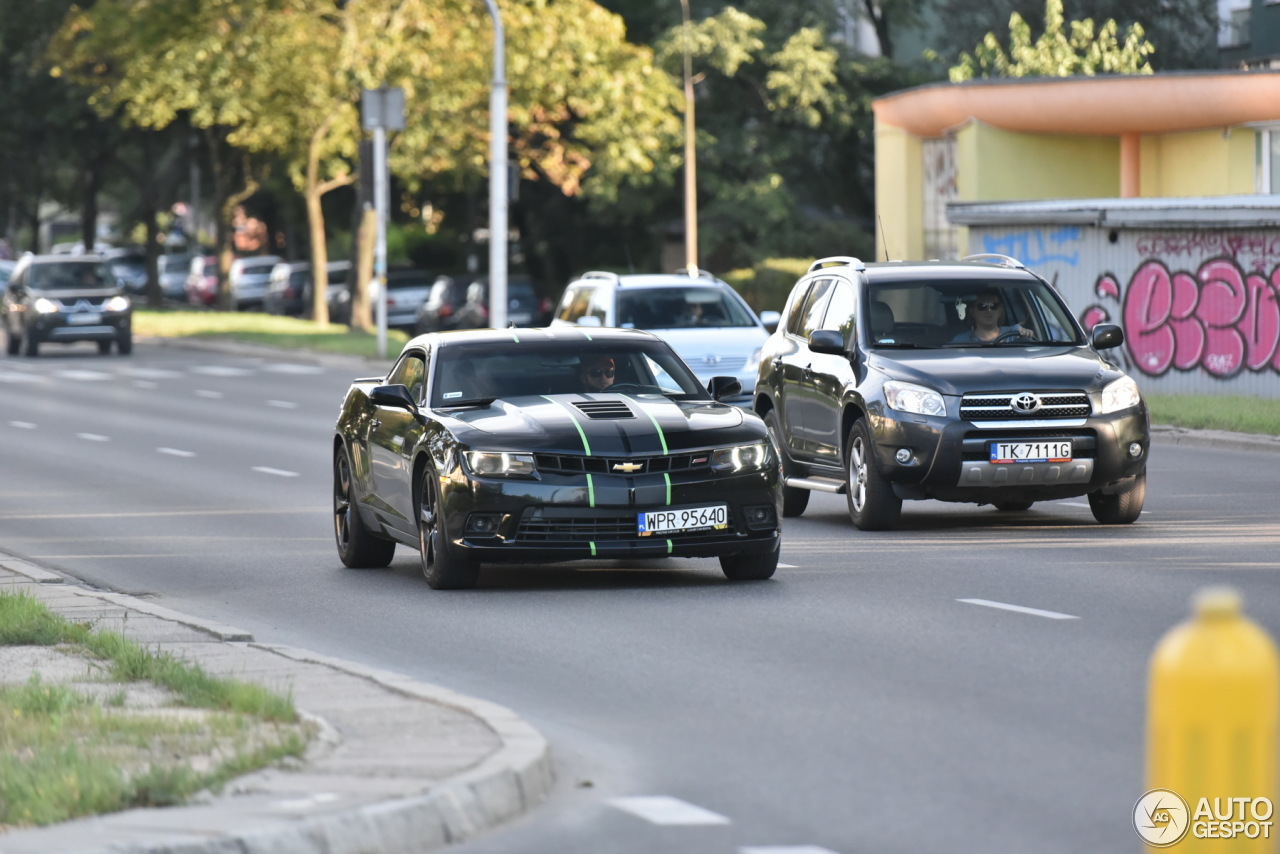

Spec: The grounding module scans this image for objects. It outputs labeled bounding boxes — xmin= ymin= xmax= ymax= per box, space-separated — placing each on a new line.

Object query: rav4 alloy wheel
xmin=845 ymin=419 xmax=902 ymax=531
xmin=418 ymin=469 xmax=480 ymax=590
xmin=333 ymin=446 xmax=396 ymax=568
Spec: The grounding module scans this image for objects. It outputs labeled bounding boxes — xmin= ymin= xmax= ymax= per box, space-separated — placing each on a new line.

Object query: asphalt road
xmin=2 ymin=340 xmax=1278 ymax=854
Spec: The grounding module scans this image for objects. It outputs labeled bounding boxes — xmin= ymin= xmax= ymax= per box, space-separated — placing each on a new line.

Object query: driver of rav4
xmin=578 ymin=353 xmax=616 ymax=392
xmin=952 ymin=290 xmax=1034 ymax=343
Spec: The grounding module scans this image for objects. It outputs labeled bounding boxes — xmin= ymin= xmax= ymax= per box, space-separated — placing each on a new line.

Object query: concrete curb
xmin=137 ymin=335 xmax=395 ymax=373
xmin=1150 ymin=423 xmax=1280 ymax=454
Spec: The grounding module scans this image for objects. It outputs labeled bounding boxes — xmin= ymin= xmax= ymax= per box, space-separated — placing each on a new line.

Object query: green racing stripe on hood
xmin=540 ymin=395 xmax=592 ymax=455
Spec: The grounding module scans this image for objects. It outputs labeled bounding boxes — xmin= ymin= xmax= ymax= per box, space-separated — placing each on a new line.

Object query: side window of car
xmin=388 ymin=352 xmax=427 ymax=403
xmin=783 ymin=281 xmax=813 ymax=337
xmin=587 ymin=287 xmax=610 ymax=322
xmin=557 ymin=286 xmax=596 ymax=323
xmin=821 ymin=280 xmax=856 ymax=346
xmin=798 ymin=278 xmax=834 ymax=339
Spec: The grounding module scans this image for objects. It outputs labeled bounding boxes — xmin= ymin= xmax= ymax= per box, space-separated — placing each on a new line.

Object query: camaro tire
xmin=418 ymin=468 xmax=480 ymax=590
xmin=845 ymin=419 xmax=902 ymax=531
xmin=764 ymin=409 xmax=809 ymax=517
xmin=333 ymin=446 xmax=396 ymax=568
xmin=1088 ymin=471 xmax=1145 ymax=525
xmin=993 ymin=500 xmax=1034 ymax=512
xmin=719 ymin=544 xmax=779 ymax=581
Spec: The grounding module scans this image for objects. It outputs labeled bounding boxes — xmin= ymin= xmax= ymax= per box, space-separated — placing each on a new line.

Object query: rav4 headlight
xmin=33 ymin=298 xmax=59 ymax=314
xmin=464 ymin=451 xmax=537 ymax=477
xmin=883 ymin=380 xmax=946 ymax=417
xmin=1099 ymin=376 xmax=1141 ymax=414
xmin=711 ymin=442 xmax=770 ymax=473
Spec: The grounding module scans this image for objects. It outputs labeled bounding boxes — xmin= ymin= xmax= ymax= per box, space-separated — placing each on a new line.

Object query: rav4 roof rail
xmin=808 ymin=256 xmax=867 ymax=274
xmin=961 ymin=253 xmax=1025 ymax=269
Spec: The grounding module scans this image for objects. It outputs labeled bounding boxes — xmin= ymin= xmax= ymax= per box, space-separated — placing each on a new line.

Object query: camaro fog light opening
xmin=744 ymin=504 xmax=776 ymax=530
xmin=710 ymin=442 xmax=770 ymax=473
xmin=1129 ymin=442 xmax=1143 ymax=458
xmin=465 ymin=513 xmax=502 ymax=537
xmin=883 ymin=380 xmax=945 ymax=417
xmin=1100 ymin=376 xmax=1142 ymax=414
xmin=464 ymin=451 xmax=537 ymax=477
xmin=895 ymin=448 xmax=912 ymax=464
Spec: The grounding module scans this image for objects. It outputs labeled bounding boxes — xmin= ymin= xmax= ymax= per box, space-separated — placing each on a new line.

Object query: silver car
xmin=549 ymin=270 xmax=780 ymax=405
xmin=229 ymin=255 xmax=282 ymax=311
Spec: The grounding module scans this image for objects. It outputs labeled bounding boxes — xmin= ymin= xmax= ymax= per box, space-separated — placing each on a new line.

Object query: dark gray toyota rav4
xmin=755 ymin=255 xmax=1149 ymax=530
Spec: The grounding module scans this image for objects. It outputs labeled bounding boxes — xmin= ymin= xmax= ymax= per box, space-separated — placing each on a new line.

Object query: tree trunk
xmin=305 ymin=187 xmax=330 ymax=326
xmin=861 ymin=0 xmax=893 ymax=58
xmin=352 ymin=205 xmax=375 ymax=332
xmin=81 ymin=164 xmax=100 ymax=254
xmin=144 ymin=212 xmax=162 ymax=308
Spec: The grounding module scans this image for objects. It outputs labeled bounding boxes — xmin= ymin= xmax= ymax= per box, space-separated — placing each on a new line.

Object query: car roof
xmin=26 ymin=254 xmax=106 ymax=265
xmin=572 ymin=272 xmax=728 ymax=289
xmin=859 ymin=261 xmax=1039 ymax=283
xmin=417 ymin=326 xmax=661 ymax=349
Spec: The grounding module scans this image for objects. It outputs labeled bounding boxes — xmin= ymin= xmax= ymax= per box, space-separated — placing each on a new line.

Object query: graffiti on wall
xmin=1085 ymin=257 xmax=1280 ymax=379
xmin=982 ymin=228 xmax=1081 ymax=267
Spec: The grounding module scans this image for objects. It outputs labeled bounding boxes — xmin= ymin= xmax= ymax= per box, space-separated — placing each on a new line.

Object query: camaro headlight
xmin=33 ymin=298 xmax=59 ymax=314
xmin=465 ymin=451 xmax=536 ymax=477
xmin=883 ymin=380 xmax=946 ymax=417
xmin=710 ymin=442 xmax=770 ymax=473
xmin=1099 ymin=376 xmax=1141 ymax=414
xmin=104 ymin=295 xmax=130 ymax=312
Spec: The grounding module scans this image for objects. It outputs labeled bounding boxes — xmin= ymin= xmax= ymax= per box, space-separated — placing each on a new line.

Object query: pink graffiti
xmin=1119 ymin=257 xmax=1280 ymax=378
xmin=1095 ymin=276 xmax=1120 ymax=300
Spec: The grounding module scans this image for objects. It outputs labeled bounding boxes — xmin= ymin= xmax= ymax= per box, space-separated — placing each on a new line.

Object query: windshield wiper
xmin=435 ymin=397 xmax=498 ymax=409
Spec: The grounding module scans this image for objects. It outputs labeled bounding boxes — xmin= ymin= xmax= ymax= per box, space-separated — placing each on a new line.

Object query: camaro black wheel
xmin=333 ymin=446 xmax=396 ymax=568
xmin=764 ymin=410 xmax=808 ymax=517
xmin=720 ymin=545 xmax=779 ymax=581
xmin=1088 ymin=471 xmax=1145 ymax=525
xmin=993 ymin=500 xmax=1034 ymax=512
xmin=418 ymin=470 xmax=479 ymax=590
xmin=845 ymin=419 xmax=902 ymax=531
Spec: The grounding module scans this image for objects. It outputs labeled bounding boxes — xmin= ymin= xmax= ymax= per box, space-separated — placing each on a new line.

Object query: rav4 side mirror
xmin=370 ymin=384 xmax=419 ymax=413
xmin=707 ymin=376 xmax=743 ymax=401
xmin=808 ymin=329 xmax=845 ymax=355
xmin=1091 ymin=323 xmax=1124 ymax=350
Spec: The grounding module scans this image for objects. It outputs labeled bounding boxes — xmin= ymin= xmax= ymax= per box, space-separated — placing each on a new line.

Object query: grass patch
xmin=132 ymin=307 xmax=409 ymax=359
xmin=0 ymin=591 xmax=306 ymax=827
xmin=1147 ymin=394 xmax=1280 ymax=436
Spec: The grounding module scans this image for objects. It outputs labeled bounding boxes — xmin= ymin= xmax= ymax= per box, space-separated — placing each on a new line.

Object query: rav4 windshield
xmin=617 ymin=287 xmax=756 ymax=329
xmin=862 ymin=279 xmax=1083 ymax=349
xmin=30 ymin=262 xmax=114 ymax=290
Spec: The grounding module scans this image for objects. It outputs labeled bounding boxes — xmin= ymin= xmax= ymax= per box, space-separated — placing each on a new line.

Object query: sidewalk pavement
xmin=0 ymin=555 xmax=553 ymax=854
xmin=1149 ymin=422 xmax=1280 ymax=454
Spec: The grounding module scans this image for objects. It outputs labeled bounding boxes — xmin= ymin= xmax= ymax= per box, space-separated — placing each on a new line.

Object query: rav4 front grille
xmin=535 ymin=452 xmax=712 ymax=476
xmin=960 ymin=391 xmax=1091 ymax=420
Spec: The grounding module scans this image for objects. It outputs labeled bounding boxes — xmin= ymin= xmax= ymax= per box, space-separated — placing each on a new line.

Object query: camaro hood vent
xmin=573 ymin=401 xmax=634 ymax=419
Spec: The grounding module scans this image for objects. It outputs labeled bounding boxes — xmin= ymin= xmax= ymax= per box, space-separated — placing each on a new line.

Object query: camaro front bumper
xmin=438 ymin=465 xmax=781 ymax=563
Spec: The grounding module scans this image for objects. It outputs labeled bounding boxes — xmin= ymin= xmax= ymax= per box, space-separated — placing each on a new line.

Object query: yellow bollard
xmin=1143 ymin=587 xmax=1279 ymax=851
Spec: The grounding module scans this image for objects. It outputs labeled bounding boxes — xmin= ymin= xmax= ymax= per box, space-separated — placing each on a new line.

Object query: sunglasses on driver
xmin=587 ymin=368 xmax=616 ymax=379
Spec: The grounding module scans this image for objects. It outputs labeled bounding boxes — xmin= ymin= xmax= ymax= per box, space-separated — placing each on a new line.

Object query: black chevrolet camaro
xmin=332 ymin=328 xmax=782 ymax=588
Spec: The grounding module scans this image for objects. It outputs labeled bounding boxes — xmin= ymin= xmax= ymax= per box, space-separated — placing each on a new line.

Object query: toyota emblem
xmin=1011 ymin=392 xmax=1042 ymax=414
xmin=702 ymin=355 xmax=720 ymax=366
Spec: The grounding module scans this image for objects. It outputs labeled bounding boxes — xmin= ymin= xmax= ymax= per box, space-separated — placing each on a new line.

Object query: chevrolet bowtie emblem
xmin=612 ymin=462 xmax=644 ymax=473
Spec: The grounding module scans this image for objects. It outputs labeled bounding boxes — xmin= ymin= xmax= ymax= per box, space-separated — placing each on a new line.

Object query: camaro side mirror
xmin=808 ymin=329 xmax=845 ymax=355
xmin=370 ymin=384 xmax=418 ymax=412
xmin=759 ymin=310 xmax=781 ymax=333
xmin=707 ymin=375 xmax=743 ymax=401
xmin=1091 ymin=323 xmax=1124 ymax=350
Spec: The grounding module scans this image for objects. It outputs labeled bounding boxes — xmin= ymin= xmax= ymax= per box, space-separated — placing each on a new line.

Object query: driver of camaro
xmin=578 ymin=353 xmax=616 ymax=392
xmin=951 ymin=290 xmax=1034 ymax=343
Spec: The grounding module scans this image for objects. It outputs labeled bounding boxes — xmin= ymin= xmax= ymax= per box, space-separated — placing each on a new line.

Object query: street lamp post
xmin=483 ymin=0 xmax=508 ymax=329
xmin=679 ymin=0 xmax=697 ymax=277
xmin=361 ymin=87 xmax=404 ymax=359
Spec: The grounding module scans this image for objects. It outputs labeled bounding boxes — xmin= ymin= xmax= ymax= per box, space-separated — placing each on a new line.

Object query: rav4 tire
xmin=333 ymin=446 xmax=396 ymax=568
xmin=720 ymin=544 xmax=779 ymax=581
xmin=764 ymin=410 xmax=809 ymax=517
xmin=1088 ymin=471 xmax=1146 ymax=525
xmin=845 ymin=419 xmax=902 ymax=531
xmin=418 ymin=468 xmax=480 ymax=589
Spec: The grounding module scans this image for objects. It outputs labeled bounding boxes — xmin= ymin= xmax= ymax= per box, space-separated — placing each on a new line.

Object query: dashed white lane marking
xmin=778 ymin=563 xmax=798 ymax=568
xmin=263 ymin=363 xmax=324 ymax=375
xmin=157 ymin=447 xmax=196 ymax=458
xmin=190 ymin=365 xmax=253 ymax=377
xmin=0 ymin=371 xmax=43 ymax=383
xmin=77 ymin=433 xmax=110 ymax=442
xmin=55 ymin=369 xmax=112 ymax=381
xmin=266 ymin=399 xmax=299 ymax=409
xmin=121 ymin=368 xmax=181 ymax=379
xmin=252 ymin=467 xmax=299 ymax=478
xmin=8 ymin=421 xmax=36 ymax=429
xmin=741 ymin=847 xmax=842 ymax=854
xmin=195 ymin=389 xmax=224 ymax=399
xmin=133 ymin=380 xmax=158 ymax=389
xmin=608 ymin=796 xmax=731 ymax=825
xmin=958 ymin=598 xmax=1079 ymax=620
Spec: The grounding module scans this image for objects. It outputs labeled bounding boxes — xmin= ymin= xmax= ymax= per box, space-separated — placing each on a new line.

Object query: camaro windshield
xmin=862 ymin=279 xmax=1084 ymax=349
xmin=617 ymin=287 xmax=756 ymax=329
xmin=431 ymin=340 xmax=712 ymax=406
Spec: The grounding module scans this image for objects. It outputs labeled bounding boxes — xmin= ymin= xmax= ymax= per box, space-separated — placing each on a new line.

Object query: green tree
xmin=949 ymin=0 xmax=1153 ymax=81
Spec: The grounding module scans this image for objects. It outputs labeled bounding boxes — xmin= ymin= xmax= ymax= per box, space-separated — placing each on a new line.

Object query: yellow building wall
xmin=955 ymin=122 xmax=1119 ymax=200
xmin=874 ymin=120 xmax=924 ymax=261
xmin=1139 ymin=129 xmax=1257 ymax=196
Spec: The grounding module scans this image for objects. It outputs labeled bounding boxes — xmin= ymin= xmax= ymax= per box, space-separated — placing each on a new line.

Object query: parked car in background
xmin=266 ymin=262 xmax=308 ymax=316
xmin=106 ymin=248 xmax=148 ymax=295
xmin=375 ymin=267 xmax=433 ymax=329
xmin=158 ymin=253 xmax=195 ymax=300
xmin=450 ymin=275 xmax=551 ymax=330
xmin=550 ymin=270 xmax=776 ymax=406
xmin=412 ymin=274 xmax=473 ymax=335
xmin=305 ymin=262 xmax=350 ymax=320
xmin=229 ymin=255 xmax=282 ymax=311
xmin=3 ymin=254 xmax=133 ymax=356
xmin=0 ymin=260 xmax=14 ymax=289
xmin=185 ymin=255 xmax=219 ymax=306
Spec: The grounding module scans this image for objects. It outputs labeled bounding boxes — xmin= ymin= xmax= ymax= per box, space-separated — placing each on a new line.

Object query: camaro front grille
xmin=515 ymin=509 xmax=731 ymax=542
xmin=535 ymin=452 xmax=711 ymax=475
xmin=960 ymin=391 xmax=1091 ymax=420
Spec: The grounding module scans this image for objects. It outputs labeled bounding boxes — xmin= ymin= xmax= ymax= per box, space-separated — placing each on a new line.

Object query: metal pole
xmin=374 ymin=124 xmax=388 ymax=358
xmin=484 ymin=0 xmax=508 ymax=329
xmin=680 ymin=0 xmax=697 ymax=276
